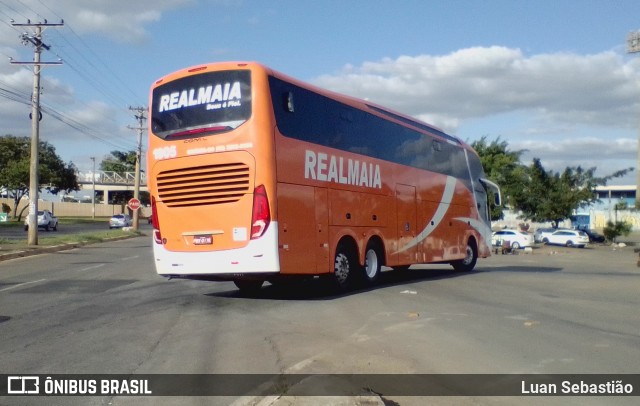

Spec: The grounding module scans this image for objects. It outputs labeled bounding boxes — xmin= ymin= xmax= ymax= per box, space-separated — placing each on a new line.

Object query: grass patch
xmin=58 ymin=217 xmax=111 ymax=225
xmin=0 ymin=230 xmax=144 ymax=253
xmin=0 ymin=217 xmax=109 ymax=228
xmin=0 ymin=219 xmax=21 ymax=228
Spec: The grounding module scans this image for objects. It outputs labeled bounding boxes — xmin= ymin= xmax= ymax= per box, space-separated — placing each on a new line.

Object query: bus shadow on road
xmin=474 ymin=265 xmax=563 ymax=273
xmin=205 ymin=264 xmax=562 ymax=301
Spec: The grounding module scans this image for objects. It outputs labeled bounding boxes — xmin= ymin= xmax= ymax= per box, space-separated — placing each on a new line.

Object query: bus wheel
xmin=452 ymin=239 xmax=478 ymax=272
xmin=234 ymin=279 xmax=263 ymax=295
xmin=333 ymin=244 xmax=355 ymax=290
xmin=363 ymin=242 xmax=382 ymax=285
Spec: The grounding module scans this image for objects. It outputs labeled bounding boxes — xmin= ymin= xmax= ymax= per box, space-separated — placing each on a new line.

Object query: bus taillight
xmin=251 ymin=185 xmax=270 ymax=239
xmin=151 ymin=195 xmax=162 ymax=244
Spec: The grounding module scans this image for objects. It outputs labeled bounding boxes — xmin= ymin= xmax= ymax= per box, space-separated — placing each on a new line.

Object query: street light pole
xmin=91 ymin=156 xmax=96 ymax=219
xmin=627 ymin=30 xmax=640 ymax=208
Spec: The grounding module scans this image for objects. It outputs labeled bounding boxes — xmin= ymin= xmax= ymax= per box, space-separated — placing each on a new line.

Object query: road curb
xmin=0 ymin=234 xmax=143 ymax=262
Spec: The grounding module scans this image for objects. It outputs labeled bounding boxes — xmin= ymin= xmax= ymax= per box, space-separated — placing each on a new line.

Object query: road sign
xmin=127 ymin=198 xmax=141 ymax=211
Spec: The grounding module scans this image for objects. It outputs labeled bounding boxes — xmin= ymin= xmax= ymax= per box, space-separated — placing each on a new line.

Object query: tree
xmin=471 ymin=137 xmax=526 ymax=220
xmin=473 ymin=136 xmax=633 ymax=226
xmin=0 ymin=135 xmax=79 ymax=219
xmin=100 ymin=150 xmax=136 ymax=173
xmin=471 ymin=136 xmax=527 ymax=220
xmin=603 ymin=221 xmax=632 ymax=243
xmin=512 ymin=159 xmax=631 ymax=227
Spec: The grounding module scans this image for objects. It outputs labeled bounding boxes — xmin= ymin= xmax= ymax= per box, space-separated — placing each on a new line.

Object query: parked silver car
xmin=109 ymin=214 xmax=132 ymax=229
xmin=534 ymin=227 xmax=568 ymax=243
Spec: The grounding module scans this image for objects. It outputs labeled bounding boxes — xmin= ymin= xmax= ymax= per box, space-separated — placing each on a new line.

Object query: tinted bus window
xmin=151 ymin=70 xmax=252 ymax=139
xmin=269 ymin=76 xmax=469 ymax=180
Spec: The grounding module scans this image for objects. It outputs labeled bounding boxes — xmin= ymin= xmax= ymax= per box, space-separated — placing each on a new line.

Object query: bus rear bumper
xmin=152 ymin=224 xmax=280 ymax=277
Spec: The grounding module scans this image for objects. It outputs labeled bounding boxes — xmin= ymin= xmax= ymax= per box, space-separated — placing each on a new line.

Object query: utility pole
xmin=10 ymin=19 xmax=63 ymax=245
xmin=91 ymin=156 xmax=96 ymax=219
xmin=128 ymin=106 xmax=147 ymax=230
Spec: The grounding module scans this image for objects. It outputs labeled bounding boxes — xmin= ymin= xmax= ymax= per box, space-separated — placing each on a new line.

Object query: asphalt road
xmin=0 ymin=237 xmax=638 ymax=406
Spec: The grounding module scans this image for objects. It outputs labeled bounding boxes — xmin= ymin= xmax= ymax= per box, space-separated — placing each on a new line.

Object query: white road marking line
xmin=119 ymin=256 xmax=139 ymax=261
xmin=0 ymin=278 xmax=47 ymax=292
xmin=76 ymin=264 xmax=105 ymax=272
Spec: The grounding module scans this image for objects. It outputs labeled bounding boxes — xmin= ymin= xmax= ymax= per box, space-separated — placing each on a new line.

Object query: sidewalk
xmin=0 ymin=242 xmax=80 ymax=261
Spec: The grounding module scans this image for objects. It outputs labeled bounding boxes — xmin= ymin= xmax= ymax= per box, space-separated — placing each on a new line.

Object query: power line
xmin=3 ymin=6 xmax=146 ymax=159
xmin=10 ymin=18 xmax=63 ymax=246
xmin=0 ymin=0 xmax=29 ymax=20
xmin=38 ymin=5 xmax=145 ymax=107
xmin=0 ymin=74 xmax=137 ymax=152
xmin=15 ymin=0 xmax=45 ymax=21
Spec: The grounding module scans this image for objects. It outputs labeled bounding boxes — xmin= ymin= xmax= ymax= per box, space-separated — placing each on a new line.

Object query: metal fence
xmin=0 ymin=198 xmax=150 ymax=219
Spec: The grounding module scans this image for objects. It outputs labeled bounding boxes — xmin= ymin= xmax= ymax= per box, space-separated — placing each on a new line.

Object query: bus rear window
xmin=151 ymin=70 xmax=252 ymax=139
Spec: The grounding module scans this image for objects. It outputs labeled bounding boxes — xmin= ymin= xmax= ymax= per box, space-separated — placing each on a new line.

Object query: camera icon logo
xmin=7 ymin=376 xmax=40 ymax=394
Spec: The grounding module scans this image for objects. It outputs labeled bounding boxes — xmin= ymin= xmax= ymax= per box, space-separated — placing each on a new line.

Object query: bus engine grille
xmin=156 ymin=163 xmax=251 ymax=207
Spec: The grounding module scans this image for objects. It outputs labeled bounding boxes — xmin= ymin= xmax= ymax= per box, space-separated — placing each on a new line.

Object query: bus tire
xmin=452 ymin=239 xmax=478 ymax=272
xmin=363 ymin=242 xmax=382 ymax=285
xmin=333 ymin=243 xmax=356 ymax=290
xmin=234 ymin=279 xmax=263 ymax=295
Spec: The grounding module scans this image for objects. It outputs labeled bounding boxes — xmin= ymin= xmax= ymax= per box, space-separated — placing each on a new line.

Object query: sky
xmin=1 ymin=0 xmax=640 ymax=195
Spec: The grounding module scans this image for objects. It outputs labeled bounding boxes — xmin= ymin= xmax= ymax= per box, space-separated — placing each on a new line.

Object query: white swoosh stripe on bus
xmin=453 ymin=216 xmax=492 ymax=250
xmin=393 ymin=176 xmax=457 ymax=254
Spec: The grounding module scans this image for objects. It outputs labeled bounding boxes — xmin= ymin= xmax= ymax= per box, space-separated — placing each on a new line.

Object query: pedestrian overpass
xmin=76 ymin=171 xmax=147 ymax=203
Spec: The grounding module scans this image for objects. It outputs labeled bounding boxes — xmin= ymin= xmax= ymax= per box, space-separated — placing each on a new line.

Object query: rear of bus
xmin=148 ymin=62 xmax=279 ymax=280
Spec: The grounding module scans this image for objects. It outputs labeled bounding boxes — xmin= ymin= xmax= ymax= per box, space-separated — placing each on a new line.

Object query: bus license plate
xmin=193 ymin=235 xmax=213 ymax=245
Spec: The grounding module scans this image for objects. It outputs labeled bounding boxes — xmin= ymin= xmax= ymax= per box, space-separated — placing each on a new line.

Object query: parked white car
xmin=24 ymin=210 xmax=58 ymax=231
xmin=544 ymin=229 xmax=589 ymax=248
xmin=491 ymin=230 xmax=534 ymax=249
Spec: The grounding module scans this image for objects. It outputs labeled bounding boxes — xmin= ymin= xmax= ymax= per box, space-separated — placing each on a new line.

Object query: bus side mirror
xmin=479 ymin=178 xmax=501 ymax=207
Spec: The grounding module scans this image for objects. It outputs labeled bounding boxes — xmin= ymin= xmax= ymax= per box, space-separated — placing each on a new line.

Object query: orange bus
xmin=147 ymin=62 xmax=501 ymax=293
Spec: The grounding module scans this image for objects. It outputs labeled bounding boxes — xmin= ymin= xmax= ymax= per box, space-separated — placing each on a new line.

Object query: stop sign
xmin=127 ymin=198 xmax=141 ymax=211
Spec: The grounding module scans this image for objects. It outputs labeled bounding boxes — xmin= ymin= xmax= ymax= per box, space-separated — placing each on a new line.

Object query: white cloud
xmin=0 ymin=0 xmax=194 ymax=171
xmin=315 ymin=47 xmax=640 ymax=131
xmin=4 ymin=0 xmax=196 ymax=44
xmin=313 ymin=47 xmax=640 ymax=183
xmin=514 ymin=137 xmax=636 ymax=160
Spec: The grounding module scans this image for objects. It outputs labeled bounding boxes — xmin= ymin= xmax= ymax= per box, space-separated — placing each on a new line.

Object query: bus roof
xmin=266 ymin=65 xmax=464 ymax=147
xmin=154 ymin=61 xmax=468 ymax=149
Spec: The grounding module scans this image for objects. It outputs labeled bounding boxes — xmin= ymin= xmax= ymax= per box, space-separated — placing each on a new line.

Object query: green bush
xmin=603 ymin=221 xmax=632 ymax=243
